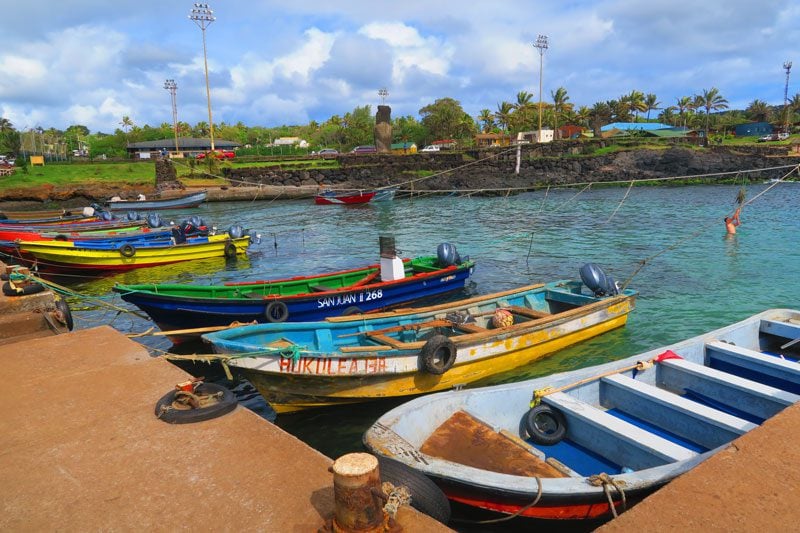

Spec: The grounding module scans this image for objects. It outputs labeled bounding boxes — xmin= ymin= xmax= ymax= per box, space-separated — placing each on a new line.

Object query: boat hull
xmin=363 ymin=308 xmax=800 ymax=521
xmin=105 ymin=191 xmax=207 ymax=211
xmin=16 ymin=235 xmax=249 ymax=275
xmin=209 ymin=284 xmax=636 ymax=413
xmin=314 ymin=191 xmax=376 ymax=205
xmin=118 ymin=260 xmax=475 ymax=335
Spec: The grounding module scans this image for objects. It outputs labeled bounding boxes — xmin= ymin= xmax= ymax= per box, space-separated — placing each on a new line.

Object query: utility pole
xmin=533 ymin=35 xmax=549 ymax=143
xmin=783 ymin=61 xmax=792 ymax=133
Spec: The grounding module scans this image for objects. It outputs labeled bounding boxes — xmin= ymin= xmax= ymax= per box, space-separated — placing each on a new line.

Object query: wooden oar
xmin=147 ymin=321 xmax=257 ymax=337
xmin=338 ymin=318 xmax=453 ymax=338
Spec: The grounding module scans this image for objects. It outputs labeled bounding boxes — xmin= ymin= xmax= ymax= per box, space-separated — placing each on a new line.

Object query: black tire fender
xmin=2 ymin=280 xmax=46 ymax=297
xmin=224 ymin=241 xmax=237 ymax=259
xmin=265 ymin=300 xmax=289 ymax=323
xmin=119 ymin=243 xmax=136 ymax=258
xmin=524 ymin=404 xmax=568 ymax=445
xmin=375 ymin=455 xmax=451 ymax=525
xmin=419 ymin=334 xmax=456 ymax=375
xmin=53 ymin=294 xmax=74 ymax=330
xmin=154 ymin=383 xmax=237 ymax=424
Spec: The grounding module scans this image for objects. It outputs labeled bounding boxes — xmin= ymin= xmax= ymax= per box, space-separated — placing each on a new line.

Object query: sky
xmin=1 ymin=1 xmax=799 ymax=134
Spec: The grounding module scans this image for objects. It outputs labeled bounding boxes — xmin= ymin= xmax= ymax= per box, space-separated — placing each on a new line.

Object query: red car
xmin=196 ymin=150 xmax=235 ymax=160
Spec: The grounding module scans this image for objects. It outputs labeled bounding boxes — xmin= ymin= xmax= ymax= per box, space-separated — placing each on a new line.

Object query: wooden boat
xmin=114 ymin=252 xmax=476 ymax=341
xmin=363 ymin=308 xmax=800 ymax=521
xmin=104 ymin=190 xmax=207 ymax=211
xmin=202 ymin=273 xmax=637 ymax=413
xmin=0 ymin=213 xmax=101 ymax=225
xmin=314 ymin=189 xmax=376 ymax=205
xmin=0 ymin=208 xmax=76 ymax=220
xmin=15 ymin=233 xmax=249 ymax=275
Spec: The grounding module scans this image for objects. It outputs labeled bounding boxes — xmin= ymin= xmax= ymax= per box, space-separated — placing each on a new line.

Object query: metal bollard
xmin=330 ymin=453 xmax=387 ymax=532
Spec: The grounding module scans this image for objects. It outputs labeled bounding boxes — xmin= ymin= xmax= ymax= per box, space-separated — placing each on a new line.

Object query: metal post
xmin=190 ymin=3 xmax=216 ymax=151
xmin=533 ymin=35 xmax=549 ymax=143
xmin=783 ymin=61 xmax=792 ymax=133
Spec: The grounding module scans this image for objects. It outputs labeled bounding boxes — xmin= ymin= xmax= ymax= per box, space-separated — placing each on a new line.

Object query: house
xmin=475 ymin=133 xmax=512 ymax=147
xmin=558 ymin=125 xmax=584 ymax=139
xmin=273 ymin=137 xmax=309 ymax=147
xmin=126 ymin=138 xmax=240 ymax=159
xmin=517 ymin=129 xmax=554 ymax=143
xmin=390 ymin=142 xmax=417 ymax=154
xmin=734 ymin=122 xmax=773 ymax=137
xmin=600 ymin=122 xmax=672 ymax=132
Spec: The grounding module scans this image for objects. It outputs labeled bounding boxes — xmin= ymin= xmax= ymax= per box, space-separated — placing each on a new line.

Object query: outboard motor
xmin=436 ymin=243 xmax=461 ymax=267
xmin=228 ymin=224 xmax=244 ymax=239
xmin=579 ymin=263 xmax=619 ymax=297
xmin=189 ymin=215 xmax=204 ymax=228
xmin=146 ymin=213 xmax=162 ymax=228
xmin=126 ymin=211 xmax=139 ymax=221
xmin=249 ymin=230 xmax=262 ymax=245
xmin=100 ymin=210 xmax=114 ymax=221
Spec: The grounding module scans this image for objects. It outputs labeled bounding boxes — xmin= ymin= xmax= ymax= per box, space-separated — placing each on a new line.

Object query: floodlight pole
xmin=533 ymin=35 xmax=549 ymax=143
xmin=164 ymin=79 xmax=179 ymax=154
xmin=378 ymin=88 xmax=388 ymax=105
xmin=190 ymin=3 xmax=216 ymax=151
xmin=783 ymin=61 xmax=792 ymax=133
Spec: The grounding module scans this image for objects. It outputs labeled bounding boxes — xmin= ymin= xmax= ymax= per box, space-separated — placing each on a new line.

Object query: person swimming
xmin=724 ymin=207 xmax=741 ymax=234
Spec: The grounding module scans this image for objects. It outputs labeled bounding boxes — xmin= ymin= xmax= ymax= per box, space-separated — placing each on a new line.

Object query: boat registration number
xmin=317 ymin=289 xmax=383 ymax=309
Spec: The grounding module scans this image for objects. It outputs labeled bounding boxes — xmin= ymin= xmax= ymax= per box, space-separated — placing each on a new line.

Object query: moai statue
xmin=375 ymin=105 xmax=392 ymax=153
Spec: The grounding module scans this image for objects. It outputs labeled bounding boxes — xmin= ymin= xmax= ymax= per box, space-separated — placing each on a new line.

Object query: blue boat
xmin=104 ymin=190 xmax=207 ymax=211
xmin=113 ymin=245 xmax=475 ymax=342
xmin=363 ymin=308 xmax=800 ymax=521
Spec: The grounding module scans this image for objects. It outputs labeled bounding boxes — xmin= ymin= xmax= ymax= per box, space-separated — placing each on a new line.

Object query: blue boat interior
xmin=415 ymin=315 xmax=800 ymax=479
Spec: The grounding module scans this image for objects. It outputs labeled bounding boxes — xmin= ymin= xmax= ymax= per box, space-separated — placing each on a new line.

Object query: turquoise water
xmin=68 ymin=182 xmax=800 ymax=460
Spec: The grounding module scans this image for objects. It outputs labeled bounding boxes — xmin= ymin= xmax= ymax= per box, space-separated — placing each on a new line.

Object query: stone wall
xmin=223 ymin=145 xmax=796 ymax=194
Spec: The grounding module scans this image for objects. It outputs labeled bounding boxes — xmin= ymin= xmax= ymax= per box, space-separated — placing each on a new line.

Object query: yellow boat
xmin=204 ymin=266 xmax=637 ymax=413
xmin=16 ymin=234 xmax=250 ymax=275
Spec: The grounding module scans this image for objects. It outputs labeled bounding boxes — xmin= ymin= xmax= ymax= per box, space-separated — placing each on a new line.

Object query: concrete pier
xmin=0 ymin=326 xmax=449 ymax=531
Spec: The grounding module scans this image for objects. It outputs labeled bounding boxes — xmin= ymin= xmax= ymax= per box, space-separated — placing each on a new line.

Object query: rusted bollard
xmin=330 ymin=453 xmax=386 ymax=532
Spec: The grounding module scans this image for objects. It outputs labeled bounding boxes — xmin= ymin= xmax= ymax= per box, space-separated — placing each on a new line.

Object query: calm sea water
xmin=68 ymin=182 xmax=799 ymax=487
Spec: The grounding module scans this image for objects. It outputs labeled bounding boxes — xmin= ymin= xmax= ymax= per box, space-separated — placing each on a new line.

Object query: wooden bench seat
xmin=505 ymin=305 xmax=550 ymax=320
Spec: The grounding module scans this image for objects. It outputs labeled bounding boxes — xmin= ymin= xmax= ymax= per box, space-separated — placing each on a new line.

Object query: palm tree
xmin=658 ymin=106 xmax=676 ymax=126
xmin=589 ymin=101 xmax=612 ymax=137
xmin=675 ymin=96 xmax=693 ymax=129
xmin=625 ymin=90 xmax=647 ymax=122
xmin=550 ymin=87 xmax=571 ymax=138
xmin=494 ymin=101 xmax=514 ymax=133
xmin=0 ymin=118 xmax=14 ymax=132
xmin=644 ymin=93 xmax=660 ymax=121
xmin=477 ymin=109 xmax=495 ymax=133
xmin=574 ymin=105 xmax=591 ymax=130
xmin=119 ymin=115 xmax=134 ymax=146
xmin=745 ymin=99 xmax=772 ymax=123
xmin=607 ymin=99 xmax=631 ymax=123
xmin=696 ymin=87 xmax=729 ymax=134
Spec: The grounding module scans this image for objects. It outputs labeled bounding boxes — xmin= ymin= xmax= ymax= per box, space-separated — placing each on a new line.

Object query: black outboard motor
xmin=579 ymin=263 xmax=619 ymax=297
xmin=228 ymin=224 xmax=244 ymax=239
xmin=126 ymin=211 xmax=139 ymax=221
xmin=436 ymin=243 xmax=461 ymax=267
xmin=146 ymin=213 xmax=162 ymax=228
xmin=189 ymin=215 xmax=204 ymax=228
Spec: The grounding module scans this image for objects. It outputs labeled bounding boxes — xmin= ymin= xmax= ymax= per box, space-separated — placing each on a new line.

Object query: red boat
xmin=314 ymin=189 xmax=376 ymax=205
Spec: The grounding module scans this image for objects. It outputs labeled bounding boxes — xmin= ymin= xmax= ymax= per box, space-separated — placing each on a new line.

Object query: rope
xmin=452 ymin=476 xmax=543 ymax=525
xmin=588 ymin=473 xmax=627 ymax=518
xmin=604 ymin=180 xmax=635 ymax=224
xmin=380 ymin=482 xmax=412 ymax=519
xmin=618 ymin=163 xmax=799 ymax=290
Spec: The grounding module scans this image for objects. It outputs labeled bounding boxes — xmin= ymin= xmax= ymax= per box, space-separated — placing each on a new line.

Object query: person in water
xmin=724 ymin=207 xmax=741 ymax=234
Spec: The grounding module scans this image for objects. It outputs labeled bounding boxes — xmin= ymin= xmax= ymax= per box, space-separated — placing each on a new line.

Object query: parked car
xmin=420 ymin=145 xmax=440 ymax=152
xmin=0 ymin=155 xmax=14 ymax=166
xmin=316 ymin=148 xmax=339 ymax=158
xmin=196 ymin=150 xmax=235 ymax=160
xmin=350 ymin=145 xmax=377 ymax=154
xmin=757 ymin=133 xmax=789 ymax=142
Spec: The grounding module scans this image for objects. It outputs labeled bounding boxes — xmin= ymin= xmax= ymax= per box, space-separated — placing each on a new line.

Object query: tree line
xmin=2 ymin=87 xmax=799 ymax=159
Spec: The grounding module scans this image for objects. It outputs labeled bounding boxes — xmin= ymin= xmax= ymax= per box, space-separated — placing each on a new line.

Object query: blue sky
xmin=1 ymin=1 xmax=798 ymax=133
